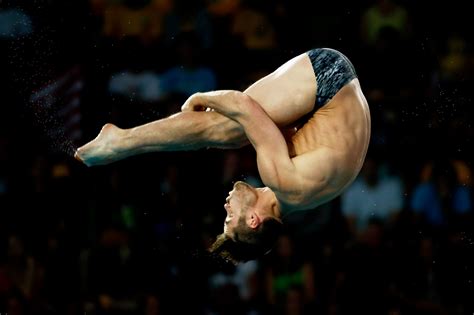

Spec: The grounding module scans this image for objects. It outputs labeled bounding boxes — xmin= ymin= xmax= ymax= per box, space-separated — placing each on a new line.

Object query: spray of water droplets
xmin=6 ymin=12 xmax=79 ymax=157
xmin=29 ymin=96 xmax=77 ymax=156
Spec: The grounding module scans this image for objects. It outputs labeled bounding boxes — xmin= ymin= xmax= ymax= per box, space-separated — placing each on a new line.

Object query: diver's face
xmin=223 ymin=181 xmax=257 ymax=237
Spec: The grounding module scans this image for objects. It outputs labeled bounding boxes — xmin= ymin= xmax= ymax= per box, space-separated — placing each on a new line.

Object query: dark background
xmin=0 ymin=0 xmax=473 ymax=314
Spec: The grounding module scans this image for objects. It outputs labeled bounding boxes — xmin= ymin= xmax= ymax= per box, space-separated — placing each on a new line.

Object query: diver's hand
xmin=181 ymin=91 xmax=248 ymax=119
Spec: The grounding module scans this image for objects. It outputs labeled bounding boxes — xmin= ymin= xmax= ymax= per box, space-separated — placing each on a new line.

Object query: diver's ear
xmin=248 ymin=211 xmax=261 ymax=229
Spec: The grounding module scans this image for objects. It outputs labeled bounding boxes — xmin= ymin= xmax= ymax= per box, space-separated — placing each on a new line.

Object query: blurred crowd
xmin=1 ymin=0 xmax=473 ymax=314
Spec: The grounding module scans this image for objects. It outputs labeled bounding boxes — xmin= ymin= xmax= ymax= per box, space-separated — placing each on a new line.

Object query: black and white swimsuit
xmin=307 ymin=48 xmax=357 ymax=111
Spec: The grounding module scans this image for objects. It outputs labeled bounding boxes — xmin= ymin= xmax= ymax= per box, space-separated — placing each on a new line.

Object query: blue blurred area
xmin=0 ymin=0 xmax=473 ymax=314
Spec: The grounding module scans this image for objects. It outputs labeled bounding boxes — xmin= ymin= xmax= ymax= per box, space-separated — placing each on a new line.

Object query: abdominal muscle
xmin=284 ymin=79 xmax=371 ymax=208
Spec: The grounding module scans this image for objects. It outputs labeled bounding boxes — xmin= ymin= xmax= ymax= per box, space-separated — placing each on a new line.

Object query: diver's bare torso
xmin=244 ymin=53 xmax=371 ymax=212
xmin=283 ymin=79 xmax=370 ymax=211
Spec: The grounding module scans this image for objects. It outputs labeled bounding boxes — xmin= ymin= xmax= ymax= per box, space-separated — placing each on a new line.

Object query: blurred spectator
xmin=97 ymin=0 xmax=172 ymax=45
xmin=0 ymin=233 xmax=39 ymax=315
xmin=410 ymin=159 xmax=472 ymax=229
xmin=452 ymin=159 xmax=472 ymax=186
xmin=341 ymin=156 xmax=404 ymax=237
xmin=206 ymin=0 xmax=241 ymax=17
xmin=230 ymin=0 xmax=277 ymax=51
xmin=284 ymin=286 xmax=305 ymax=315
xmin=163 ymin=0 xmax=214 ymax=49
xmin=264 ymin=234 xmax=316 ymax=314
xmin=108 ymin=31 xmax=216 ymax=106
xmin=358 ymin=0 xmax=418 ymax=106
xmin=39 ymin=220 xmax=79 ymax=314
xmin=438 ymin=34 xmax=473 ymax=85
xmin=83 ymin=224 xmax=141 ymax=314
xmin=207 ymin=281 xmax=247 ymax=315
xmin=384 ymin=234 xmax=445 ymax=315
xmin=336 ymin=219 xmax=395 ymax=315
xmin=437 ymin=227 xmax=474 ymax=313
xmin=226 ymin=0 xmax=279 ymax=73
xmin=108 ymin=69 xmax=163 ymax=102
xmin=208 ymin=260 xmax=263 ymax=314
xmin=0 ymin=4 xmax=33 ymax=39
xmin=159 ymin=31 xmax=217 ymax=100
xmin=360 ymin=0 xmax=411 ymax=46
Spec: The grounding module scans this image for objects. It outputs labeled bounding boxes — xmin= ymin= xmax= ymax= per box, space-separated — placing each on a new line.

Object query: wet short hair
xmin=208 ymin=216 xmax=283 ymax=264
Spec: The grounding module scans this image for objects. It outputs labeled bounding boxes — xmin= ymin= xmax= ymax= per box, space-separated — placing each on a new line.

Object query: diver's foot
xmin=74 ymin=123 xmax=126 ymax=166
